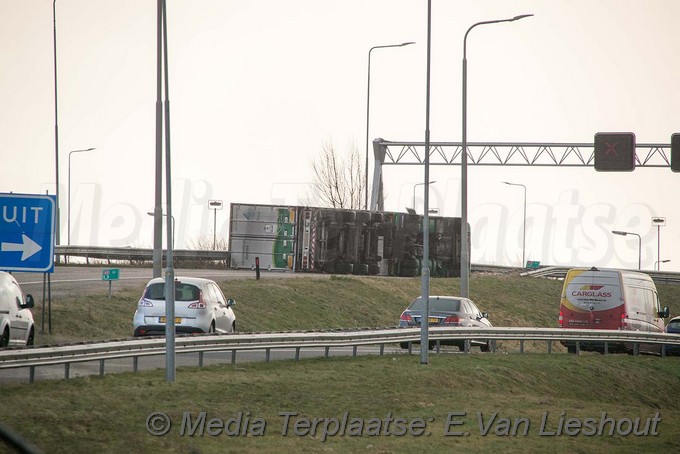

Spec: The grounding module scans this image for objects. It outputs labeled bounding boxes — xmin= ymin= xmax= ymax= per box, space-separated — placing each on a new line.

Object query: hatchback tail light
xmin=138 ymin=299 xmax=153 ymax=307
xmin=188 ymin=290 xmax=207 ymax=309
xmin=443 ymin=316 xmax=461 ymax=325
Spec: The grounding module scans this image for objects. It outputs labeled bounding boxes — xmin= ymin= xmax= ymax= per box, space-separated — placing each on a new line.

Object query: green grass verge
xmin=2 ymin=354 xmax=679 ymax=453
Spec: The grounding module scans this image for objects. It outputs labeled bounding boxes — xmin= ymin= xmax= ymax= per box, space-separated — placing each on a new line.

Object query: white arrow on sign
xmin=1 ymin=234 xmax=43 ymax=261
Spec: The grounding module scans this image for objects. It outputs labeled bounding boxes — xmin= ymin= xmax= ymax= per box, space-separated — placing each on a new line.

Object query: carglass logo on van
xmin=571 ymin=285 xmax=613 ymax=298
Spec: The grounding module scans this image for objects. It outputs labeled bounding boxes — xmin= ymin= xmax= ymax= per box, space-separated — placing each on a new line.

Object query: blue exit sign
xmin=0 ymin=193 xmax=56 ymax=273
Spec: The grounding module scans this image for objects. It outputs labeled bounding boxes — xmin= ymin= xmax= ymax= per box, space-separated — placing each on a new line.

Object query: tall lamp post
xmin=461 ymin=14 xmax=533 ymax=298
xmin=502 ymin=181 xmax=526 ymax=267
xmin=412 ymin=180 xmax=436 ymax=213
xmin=53 ymin=0 xmax=61 ymax=247
xmin=612 ymin=230 xmax=642 ymax=270
xmin=365 ymin=41 xmax=415 ymax=210
xmin=68 ymin=148 xmax=96 ymax=245
xmin=147 ymin=212 xmax=175 ymax=250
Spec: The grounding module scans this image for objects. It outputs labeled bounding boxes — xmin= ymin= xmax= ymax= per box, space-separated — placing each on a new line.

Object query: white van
xmin=0 ymin=271 xmax=36 ymax=347
xmin=559 ymin=267 xmax=669 ymax=354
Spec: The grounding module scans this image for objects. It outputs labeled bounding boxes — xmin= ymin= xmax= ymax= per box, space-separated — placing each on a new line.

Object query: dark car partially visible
xmin=664 ymin=316 xmax=680 ymax=356
xmin=398 ymin=295 xmax=492 ymax=352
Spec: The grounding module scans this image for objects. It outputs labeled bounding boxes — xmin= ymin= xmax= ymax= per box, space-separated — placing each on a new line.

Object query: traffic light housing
xmin=672 ymin=133 xmax=680 ymax=173
xmin=594 ymin=132 xmax=636 ymax=172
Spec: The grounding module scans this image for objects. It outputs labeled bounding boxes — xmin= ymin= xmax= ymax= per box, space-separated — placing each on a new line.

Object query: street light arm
xmin=463 ymin=14 xmax=533 ymax=58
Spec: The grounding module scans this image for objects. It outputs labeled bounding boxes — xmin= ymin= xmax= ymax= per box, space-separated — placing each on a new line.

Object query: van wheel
xmin=567 ymin=345 xmax=577 ymax=354
xmin=26 ymin=328 xmax=35 ymax=346
xmin=480 ymin=341 xmax=490 ymax=353
xmin=399 ymin=342 xmax=409 ymax=349
xmin=0 ymin=328 xmax=9 ymax=347
xmin=231 ymin=322 xmax=236 ymax=333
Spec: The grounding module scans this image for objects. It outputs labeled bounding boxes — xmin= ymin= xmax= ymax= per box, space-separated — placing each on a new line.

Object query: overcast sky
xmin=1 ymin=0 xmax=678 ymax=271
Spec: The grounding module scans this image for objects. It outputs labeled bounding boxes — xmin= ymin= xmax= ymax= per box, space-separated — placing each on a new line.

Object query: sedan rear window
xmin=144 ymin=283 xmax=200 ymax=302
xmin=408 ymin=298 xmax=461 ymax=312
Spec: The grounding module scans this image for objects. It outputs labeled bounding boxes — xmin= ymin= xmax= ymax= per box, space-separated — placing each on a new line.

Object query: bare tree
xmin=310 ymin=139 xmax=365 ymax=209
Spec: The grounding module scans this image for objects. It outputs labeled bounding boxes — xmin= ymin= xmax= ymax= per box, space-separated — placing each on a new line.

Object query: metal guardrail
xmin=1 ymin=327 xmax=679 ymax=383
xmin=520 ymin=266 xmax=680 ymax=285
xmin=55 ymin=245 xmax=229 ymax=264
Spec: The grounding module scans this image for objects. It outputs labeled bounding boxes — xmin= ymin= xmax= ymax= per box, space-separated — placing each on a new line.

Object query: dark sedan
xmin=398 ymin=295 xmax=492 ymax=351
xmin=664 ymin=316 xmax=680 ymax=356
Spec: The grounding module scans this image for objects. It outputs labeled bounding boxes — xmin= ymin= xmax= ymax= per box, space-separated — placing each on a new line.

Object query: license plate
xmin=428 ymin=317 xmax=439 ymax=324
xmin=159 ymin=317 xmax=182 ymax=323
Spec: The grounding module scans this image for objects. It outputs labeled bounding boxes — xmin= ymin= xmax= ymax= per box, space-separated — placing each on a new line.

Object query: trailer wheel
xmin=334 ymin=262 xmax=354 ymax=274
xmin=353 ymin=264 xmax=369 ymax=275
xmin=367 ymin=264 xmax=381 ymax=275
xmin=355 ymin=211 xmax=371 ymax=224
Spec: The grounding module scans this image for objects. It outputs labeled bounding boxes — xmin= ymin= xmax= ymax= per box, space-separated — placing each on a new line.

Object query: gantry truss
xmin=369 ymin=138 xmax=672 ymax=210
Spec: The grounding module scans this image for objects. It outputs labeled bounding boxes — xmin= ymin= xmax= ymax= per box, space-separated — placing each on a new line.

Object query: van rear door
xmin=560 ymin=269 xmax=624 ymax=330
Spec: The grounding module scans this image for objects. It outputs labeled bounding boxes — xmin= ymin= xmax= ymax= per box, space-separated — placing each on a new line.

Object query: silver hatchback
xmin=133 ymin=276 xmax=236 ymax=337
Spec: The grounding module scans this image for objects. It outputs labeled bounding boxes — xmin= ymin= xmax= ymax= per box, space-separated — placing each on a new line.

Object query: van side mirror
xmin=23 ymin=294 xmax=35 ymax=309
xmin=660 ymin=306 xmax=670 ymax=318
xmin=226 ymin=298 xmax=236 ymax=307
xmin=481 ymin=312 xmax=489 ymax=319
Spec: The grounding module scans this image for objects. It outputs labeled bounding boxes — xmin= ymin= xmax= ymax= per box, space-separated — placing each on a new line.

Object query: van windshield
xmin=144 ymin=283 xmax=200 ymax=302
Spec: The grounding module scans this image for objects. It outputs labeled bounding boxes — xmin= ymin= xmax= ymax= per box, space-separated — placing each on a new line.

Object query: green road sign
xmin=102 ymin=268 xmax=120 ymax=281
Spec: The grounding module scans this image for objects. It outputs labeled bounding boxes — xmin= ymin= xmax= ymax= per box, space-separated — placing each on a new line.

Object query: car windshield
xmin=144 ymin=283 xmax=200 ymax=302
xmin=408 ymin=298 xmax=461 ymax=313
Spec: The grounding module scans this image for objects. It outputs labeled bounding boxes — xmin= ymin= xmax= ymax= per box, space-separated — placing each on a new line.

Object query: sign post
xmin=208 ymin=200 xmax=223 ymax=250
xmin=102 ymin=268 xmax=120 ymax=299
xmin=0 ymin=193 xmax=56 ymax=273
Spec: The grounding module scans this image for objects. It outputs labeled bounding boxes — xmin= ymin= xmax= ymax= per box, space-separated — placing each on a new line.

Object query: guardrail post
xmin=64 ymin=363 xmax=70 ymax=380
xmin=379 ymin=344 xmax=384 ymax=356
xmin=464 ymin=340 xmax=470 ymax=354
xmin=547 ymin=340 xmax=552 ymax=354
xmin=435 ymin=341 xmax=441 ymax=353
xmin=99 ymin=359 xmax=105 ymax=376
xmin=295 ymin=347 xmax=301 ymax=361
xmin=325 ymin=346 xmax=330 ymax=358
xmin=519 ymin=340 xmax=524 ymax=354
xmin=133 ymin=357 xmax=139 ymax=373
xmin=408 ymin=342 xmax=413 ymax=354
xmin=604 ymin=342 xmax=609 ymax=355
xmin=491 ymin=339 xmax=496 ymax=353
xmin=266 ymin=348 xmax=271 ymax=363
xmin=199 ymin=352 xmax=204 ymax=367
xmin=633 ymin=343 xmax=639 ymax=356
xmin=662 ymin=344 xmax=667 ymax=357
xmin=29 ymin=366 xmax=35 ymax=384
xmin=575 ymin=341 xmax=580 ymax=355
xmin=353 ymin=346 xmax=357 ymax=357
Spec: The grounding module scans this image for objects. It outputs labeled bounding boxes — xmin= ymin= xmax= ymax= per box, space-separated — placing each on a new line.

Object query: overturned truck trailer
xmin=228 ymin=203 xmax=467 ymax=277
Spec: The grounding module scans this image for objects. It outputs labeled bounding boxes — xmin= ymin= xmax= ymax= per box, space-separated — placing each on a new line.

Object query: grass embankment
xmin=5 ymin=272 xmax=680 ymax=453
xmin=3 ymin=354 xmax=680 ymax=453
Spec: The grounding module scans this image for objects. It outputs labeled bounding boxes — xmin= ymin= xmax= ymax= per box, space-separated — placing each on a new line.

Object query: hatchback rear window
xmin=408 ymin=298 xmax=461 ymax=312
xmin=144 ymin=283 xmax=200 ymax=302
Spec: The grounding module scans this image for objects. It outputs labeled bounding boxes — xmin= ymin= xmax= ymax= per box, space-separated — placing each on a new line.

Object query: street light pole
xmin=53 ymin=0 xmax=60 ymax=247
xmin=612 ymin=230 xmax=642 ymax=270
xmin=68 ymin=148 xmax=96 ymax=246
xmin=503 ymin=181 xmax=526 ymax=267
xmin=147 ymin=212 xmax=175 ymax=250
xmin=461 ymin=14 xmax=533 ymax=298
xmin=365 ymin=41 xmax=415 ymax=210
xmin=413 ymin=180 xmax=436 ymax=213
